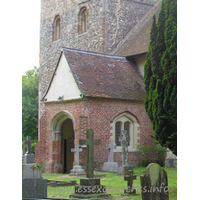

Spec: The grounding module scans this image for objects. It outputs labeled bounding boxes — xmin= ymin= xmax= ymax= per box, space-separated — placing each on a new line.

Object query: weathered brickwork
xmin=35 ymin=97 xmax=155 ymax=172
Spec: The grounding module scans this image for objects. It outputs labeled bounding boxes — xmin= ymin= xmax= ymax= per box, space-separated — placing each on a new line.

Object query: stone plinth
xmin=69 ymin=165 xmax=85 ymax=176
xmin=70 ymin=178 xmax=110 ymax=198
xmin=165 ymin=158 xmax=177 ymax=168
xmin=22 ymin=178 xmax=47 ymax=199
xmin=24 ymin=153 xmax=35 ymax=164
xmin=102 ymin=162 xmax=118 ymax=172
xmin=22 ymin=164 xmax=42 ymax=179
xmin=47 ymin=180 xmax=77 ymax=187
xmin=165 ymin=151 xmax=177 ymax=168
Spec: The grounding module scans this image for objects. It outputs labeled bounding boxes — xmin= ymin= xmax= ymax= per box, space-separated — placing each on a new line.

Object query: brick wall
xmin=35 ymin=97 xmax=155 ymax=172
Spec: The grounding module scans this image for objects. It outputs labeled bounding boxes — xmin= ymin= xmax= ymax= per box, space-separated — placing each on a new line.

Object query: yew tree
xmin=144 ymin=0 xmax=177 ymax=155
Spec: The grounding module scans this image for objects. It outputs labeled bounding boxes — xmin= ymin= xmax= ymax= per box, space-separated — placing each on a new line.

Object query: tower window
xmin=78 ymin=7 xmax=88 ymax=34
xmin=53 ymin=15 xmax=61 ymax=41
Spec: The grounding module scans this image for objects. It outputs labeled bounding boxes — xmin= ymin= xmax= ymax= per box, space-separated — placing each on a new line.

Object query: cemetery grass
xmin=43 ymin=167 xmax=177 ymax=200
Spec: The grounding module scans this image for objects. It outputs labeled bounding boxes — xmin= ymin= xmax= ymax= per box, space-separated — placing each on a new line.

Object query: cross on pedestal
xmin=106 ymin=140 xmax=116 ymax=162
xmin=124 ymin=170 xmax=137 ymax=194
xmin=120 ymin=130 xmax=129 ymax=166
xmin=71 ymin=144 xmax=82 ymax=166
xmin=79 ymin=129 xmax=101 ymax=178
xmin=25 ymin=136 xmax=34 ymax=154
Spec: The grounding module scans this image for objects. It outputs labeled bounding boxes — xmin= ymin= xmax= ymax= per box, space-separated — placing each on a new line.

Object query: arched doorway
xmin=62 ymin=119 xmax=74 ymax=173
xmin=50 ymin=111 xmax=76 ymax=173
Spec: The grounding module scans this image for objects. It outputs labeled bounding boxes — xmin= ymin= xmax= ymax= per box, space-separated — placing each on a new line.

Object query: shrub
xmin=138 ymin=141 xmax=166 ymax=167
xmin=31 ymin=140 xmax=38 ymax=154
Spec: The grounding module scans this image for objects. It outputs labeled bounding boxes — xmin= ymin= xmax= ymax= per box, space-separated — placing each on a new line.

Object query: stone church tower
xmin=39 ymin=0 xmax=159 ymax=121
xmin=37 ymin=0 xmax=161 ymax=172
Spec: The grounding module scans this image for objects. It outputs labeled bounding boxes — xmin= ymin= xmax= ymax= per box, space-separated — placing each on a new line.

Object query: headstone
xmin=140 ymin=163 xmax=169 ymax=200
xmin=123 ymin=170 xmax=137 ymax=195
xmin=22 ymin=136 xmax=47 ymax=199
xmin=165 ymin=149 xmax=177 ymax=168
xmin=69 ymin=144 xmax=85 ymax=176
xmin=118 ymin=130 xmax=132 ymax=176
xmin=102 ymin=139 xmax=118 ymax=172
xmin=70 ymin=129 xmax=111 ymax=198
xmin=23 ymin=136 xmax=35 ymax=164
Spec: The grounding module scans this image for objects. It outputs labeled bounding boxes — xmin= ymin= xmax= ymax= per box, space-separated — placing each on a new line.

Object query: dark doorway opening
xmin=62 ymin=119 xmax=74 ymax=173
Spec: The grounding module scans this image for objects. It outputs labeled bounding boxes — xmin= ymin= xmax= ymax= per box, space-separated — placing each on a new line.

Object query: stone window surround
xmin=53 ymin=14 xmax=61 ymax=41
xmin=78 ymin=6 xmax=88 ymax=34
xmin=110 ymin=112 xmax=140 ymax=152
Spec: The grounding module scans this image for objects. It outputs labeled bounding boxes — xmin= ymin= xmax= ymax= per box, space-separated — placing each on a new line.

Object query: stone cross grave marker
xmin=25 ymin=136 xmax=34 ymax=154
xmin=24 ymin=136 xmax=35 ymax=164
xmin=79 ymin=129 xmax=101 ymax=178
xmin=102 ymin=139 xmax=118 ymax=172
xmin=106 ymin=139 xmax=116 ymax=162
xmin=71 ymin=144 xmax=82 ymax=166
xmin=140 ymin=163 xmax=169 ymax=200
xmin=124 ymin=170 xmax=137 ymax=195
xmin=120 ymin=130 xmax=129 ymax=166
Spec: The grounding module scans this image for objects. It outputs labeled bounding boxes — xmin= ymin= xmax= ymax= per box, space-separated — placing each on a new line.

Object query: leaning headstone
xmin=22 ymin=136 xmax=47 ymax=199
xmin=23 ymin=136 xmax=35 ymax=164
xmin=123 ymin=170 xmax=137 ymax=195
xmin=140 ymin=163 xmax=169 ymax=200
xmin=165 ymin=149 xmax=177 ymax=168
xmin=70 ymin=129 xmax=111 ymax=199
xmin=118 ymin=130 xmax=132 ymax=176
xmin=102 ymin=139 xmax=118 ymax=172
xmin=69 ymin=144 xmax=85 ymax=176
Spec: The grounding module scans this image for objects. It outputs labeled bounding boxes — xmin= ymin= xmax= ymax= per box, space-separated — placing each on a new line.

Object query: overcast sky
xmin=4 ymin=0 xmax=41 ymax=75
xmin=21 ymin=0 xmax=40 ymax=74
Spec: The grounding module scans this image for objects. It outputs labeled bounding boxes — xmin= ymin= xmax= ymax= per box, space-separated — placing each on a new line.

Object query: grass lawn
xmin=43 ymin=167 xmax=177 ymax=199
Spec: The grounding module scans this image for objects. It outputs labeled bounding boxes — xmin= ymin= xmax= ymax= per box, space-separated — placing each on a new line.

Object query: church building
xmin=36 ymin=0 xmax=162 ymax=173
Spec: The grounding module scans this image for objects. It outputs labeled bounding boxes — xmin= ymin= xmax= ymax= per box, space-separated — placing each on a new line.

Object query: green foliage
xmin=22 ymin=67 xmax=39 ymax=140
xmin=138 ymin=142 xmax=166 ymax=167
xmin=31 ymin=140 xmax=38 ymax=154
xmin=31 ymin=161 xmax=45 ymax=172
xmin=144 ymin=0 xmax=177 ymax=155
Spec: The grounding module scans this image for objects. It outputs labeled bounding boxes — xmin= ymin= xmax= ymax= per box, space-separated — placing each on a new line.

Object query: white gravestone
xmin=69 ymin=144 xmax=85 ymax=176
xmin=102 ymin=139 xmax=118 ymax=172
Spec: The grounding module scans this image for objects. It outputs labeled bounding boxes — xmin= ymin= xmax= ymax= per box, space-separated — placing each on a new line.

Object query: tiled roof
xmin=113 ymin=0 xmax=161 ymax=56
xmin=63 ymin=48 xmax=146 ymax=101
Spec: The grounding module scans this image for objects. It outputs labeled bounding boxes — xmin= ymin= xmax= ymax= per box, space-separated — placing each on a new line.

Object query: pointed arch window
xmin=110 ymin=112 xmax=141 ymax=152
xmin=53 ymin=15 xmax=61 ymax=41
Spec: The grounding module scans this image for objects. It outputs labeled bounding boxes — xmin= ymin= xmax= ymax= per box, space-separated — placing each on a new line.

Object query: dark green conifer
xmin=144 ymin=0 xmax=177 ymax=155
